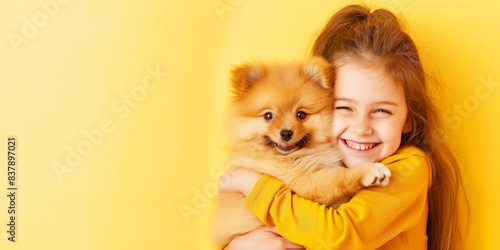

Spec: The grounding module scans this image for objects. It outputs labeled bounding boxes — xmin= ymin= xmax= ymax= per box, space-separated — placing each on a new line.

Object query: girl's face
xmin=332 ymin=61 xmax=408 ymax=167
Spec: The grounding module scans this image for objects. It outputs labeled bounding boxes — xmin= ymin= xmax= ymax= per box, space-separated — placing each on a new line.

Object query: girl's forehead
xmin=334 ymin=62 xmax=406 ymax=101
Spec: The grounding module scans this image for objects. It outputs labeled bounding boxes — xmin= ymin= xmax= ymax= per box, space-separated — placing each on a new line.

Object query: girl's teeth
xmin=345 ymin=140 xmax=376 ymax=151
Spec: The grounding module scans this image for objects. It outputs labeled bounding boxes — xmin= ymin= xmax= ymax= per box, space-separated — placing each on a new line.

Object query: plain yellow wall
xmin=0 ymin=0 xmax=499 ymax=249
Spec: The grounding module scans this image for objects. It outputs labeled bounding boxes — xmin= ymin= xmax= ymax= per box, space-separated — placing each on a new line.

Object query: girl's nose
xmin=352 ymin=115 xmax=373 ymax=136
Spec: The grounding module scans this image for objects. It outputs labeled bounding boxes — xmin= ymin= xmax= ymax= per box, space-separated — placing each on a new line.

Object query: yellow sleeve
xmin=245 ymin=147 xmax=430 ymax=249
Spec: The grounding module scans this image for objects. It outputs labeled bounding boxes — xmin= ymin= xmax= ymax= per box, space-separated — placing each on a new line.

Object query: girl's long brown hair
xmin=312 ymin=5 xmax=469 ymax=250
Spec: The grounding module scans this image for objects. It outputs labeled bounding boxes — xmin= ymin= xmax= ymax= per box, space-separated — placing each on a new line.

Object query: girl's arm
xmin=219 ymin=146 xmax=431 ymax=249
xmin=217 ymin=168 xmax=306 ymax=249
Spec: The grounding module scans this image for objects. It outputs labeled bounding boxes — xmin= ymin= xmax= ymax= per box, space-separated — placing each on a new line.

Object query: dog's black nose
xmin=280 ymin=130 xmax=293 ymax=142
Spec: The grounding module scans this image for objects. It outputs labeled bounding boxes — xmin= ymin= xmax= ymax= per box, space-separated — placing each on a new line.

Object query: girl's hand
xmin=217 ymin=166 xmax=263 ymax=196
xmin=225 ymin=226 xmax=306 ymax=250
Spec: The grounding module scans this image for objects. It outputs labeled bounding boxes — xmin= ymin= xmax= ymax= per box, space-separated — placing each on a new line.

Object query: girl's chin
xmin=342 ymin=151 xmax=381 ymax=167
xmin=343 ymin=157 xmax=373 ymax=168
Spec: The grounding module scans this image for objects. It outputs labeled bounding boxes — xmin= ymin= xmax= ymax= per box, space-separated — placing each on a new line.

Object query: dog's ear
xmin=301 ymin=57 xmax=334 ymax=89
xmin=230 ymin=63 xmax=266 ymax=94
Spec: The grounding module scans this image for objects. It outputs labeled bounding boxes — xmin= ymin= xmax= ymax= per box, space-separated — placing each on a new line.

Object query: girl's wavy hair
xmin=312 ymin=4 xmax=469 ymax=250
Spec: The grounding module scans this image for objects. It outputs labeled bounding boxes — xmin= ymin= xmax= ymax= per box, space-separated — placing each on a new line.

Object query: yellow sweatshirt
xmin=245 ymin=146 xmax=431 ymax=250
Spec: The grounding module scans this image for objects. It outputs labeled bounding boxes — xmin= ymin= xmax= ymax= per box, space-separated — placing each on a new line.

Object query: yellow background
xmin=0 ymin=0 xmax=499 ymax=249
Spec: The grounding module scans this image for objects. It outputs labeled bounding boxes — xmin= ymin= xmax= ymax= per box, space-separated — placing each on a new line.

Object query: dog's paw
xmin=361 ymin=163 xmax=391 ymax=187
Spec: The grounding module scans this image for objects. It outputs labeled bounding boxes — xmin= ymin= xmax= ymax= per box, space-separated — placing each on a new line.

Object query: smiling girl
xmin=218 ymin=4 xmax=468 ymax=250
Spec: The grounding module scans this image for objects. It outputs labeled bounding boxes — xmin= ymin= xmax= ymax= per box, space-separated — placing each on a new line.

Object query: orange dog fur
xmin=211 ymin=57 xmax=391 ymax=247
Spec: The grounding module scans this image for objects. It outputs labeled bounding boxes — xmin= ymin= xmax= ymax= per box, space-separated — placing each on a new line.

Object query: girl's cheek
xmin=331 ymin=137 xmax=339 ymax=146
xmin=331 ymin=121 xmax=343 ymax=145
xmin=332 ymin=115 xmax=349 ymax=137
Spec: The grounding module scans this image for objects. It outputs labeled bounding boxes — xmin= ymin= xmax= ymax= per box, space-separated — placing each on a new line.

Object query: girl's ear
xmin=403 ymin=120 xmax=412 ymax=133
xmin=301 ymin=57 xmax=335 ymax=89
xmin=230 ymin=63 xmax=266 ymax=95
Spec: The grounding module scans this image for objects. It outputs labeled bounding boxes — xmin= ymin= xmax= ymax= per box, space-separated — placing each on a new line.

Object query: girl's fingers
xmin=267 ymin=226 xmax=279 ymax=234
xmin=283 ymin=240 xmax=306 ymax=249
xmin=266 ymin=227 xmax=306 ymax=249
xmin=216 ymin=172 xmax=228 ymax=192
xmin=217 ymin=167 xmax=237 ymax=192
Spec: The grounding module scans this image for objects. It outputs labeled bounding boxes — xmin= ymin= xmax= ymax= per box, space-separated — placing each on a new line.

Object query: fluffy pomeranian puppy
xmin=211 ymin=57 xmax=391 ymax=247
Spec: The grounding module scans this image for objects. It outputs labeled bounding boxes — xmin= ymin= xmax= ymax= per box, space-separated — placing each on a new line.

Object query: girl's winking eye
xmin=335 ymin=106 xmax=350 ymax=110
xmin=334 ymin=106 xmax=353 ymax=114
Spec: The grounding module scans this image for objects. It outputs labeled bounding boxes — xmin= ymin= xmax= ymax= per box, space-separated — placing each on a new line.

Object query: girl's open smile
xmin=342 ymin=139 xmax=380 ymax=152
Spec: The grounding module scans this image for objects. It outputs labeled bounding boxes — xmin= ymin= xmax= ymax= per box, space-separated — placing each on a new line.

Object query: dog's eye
xmin=297 ymin=111 xmax=307 ymax=120
xmin=263 ymin=112 xmax=274 ymax=121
